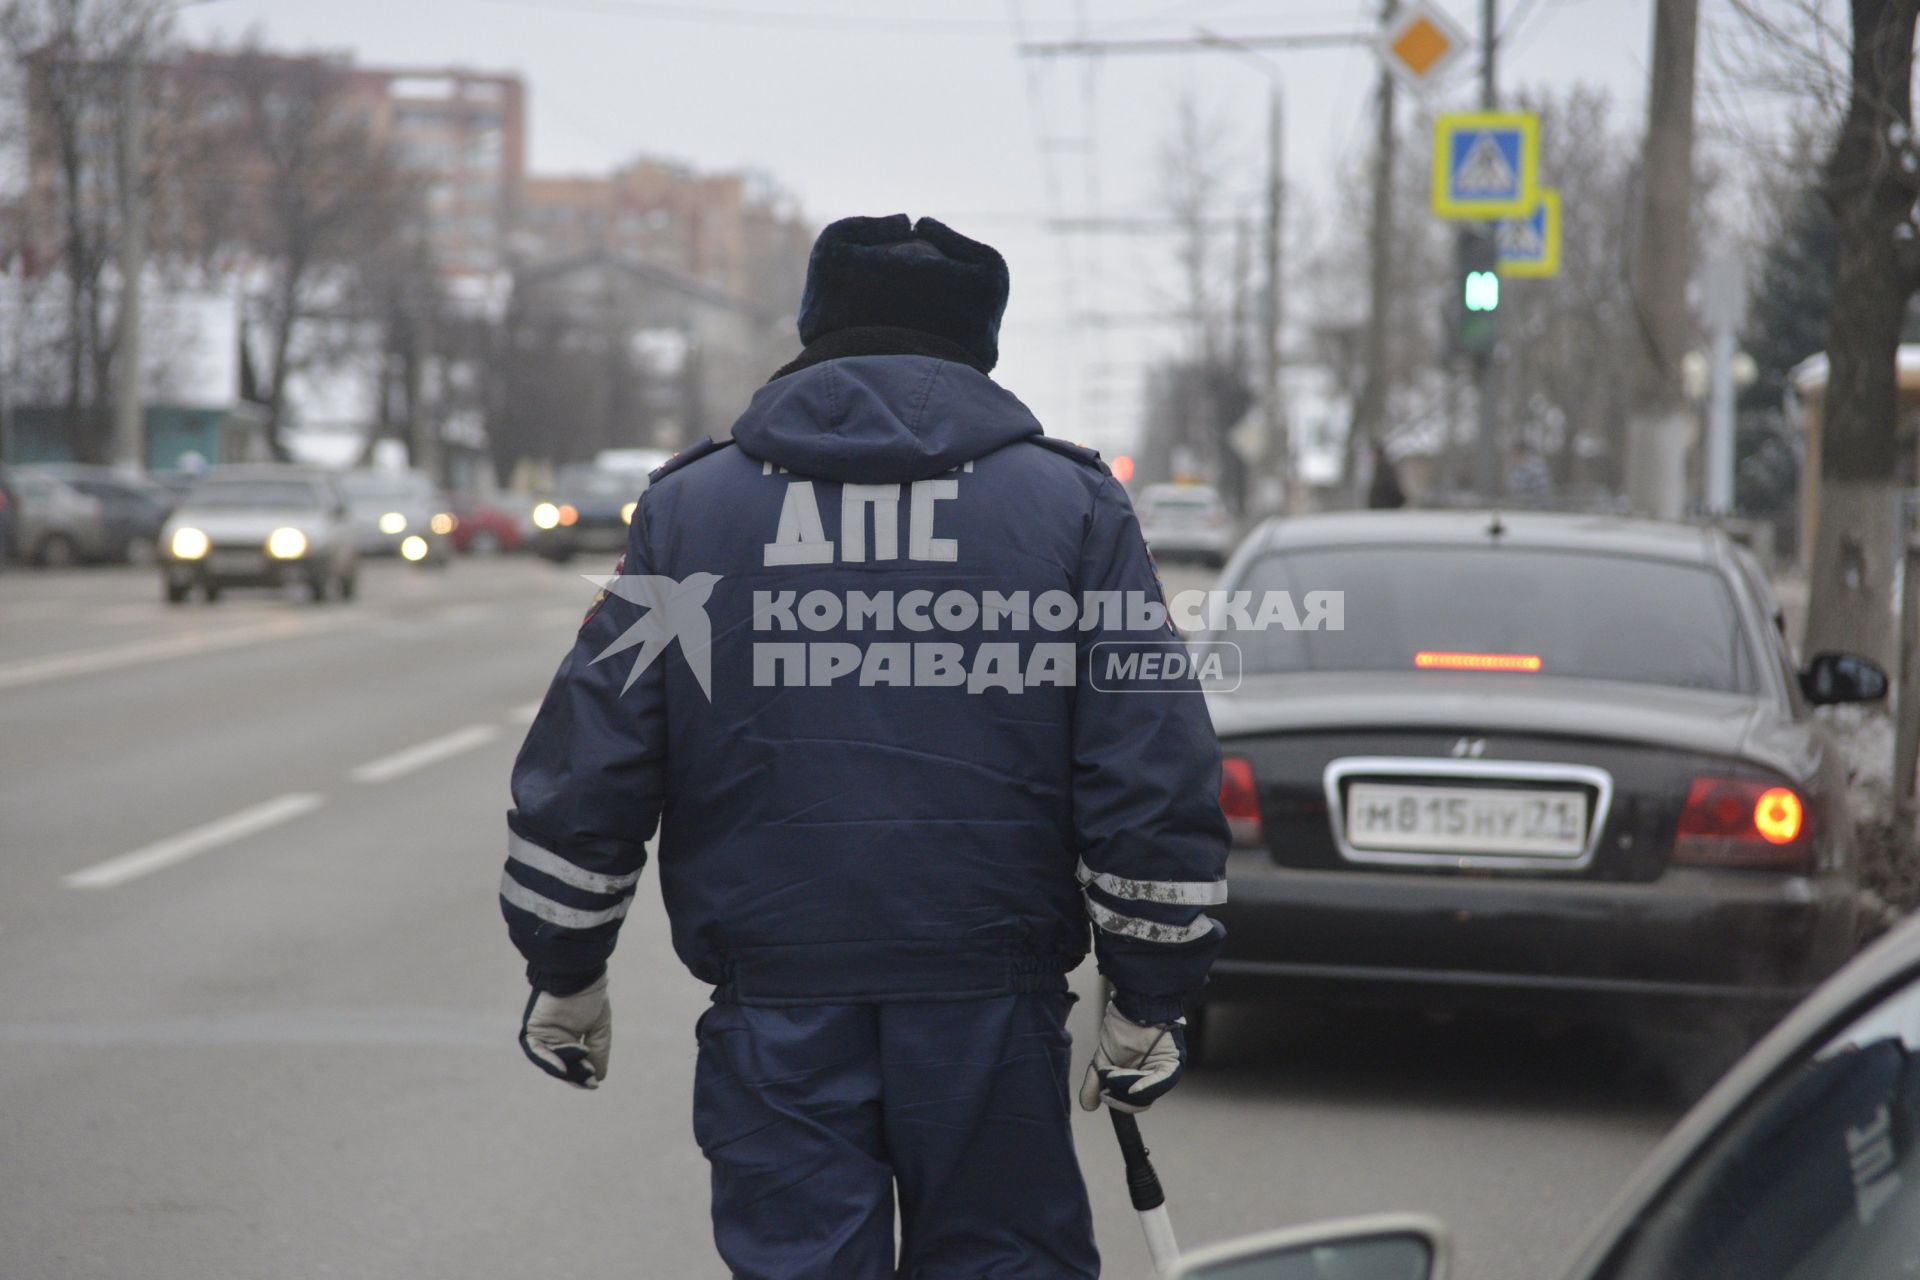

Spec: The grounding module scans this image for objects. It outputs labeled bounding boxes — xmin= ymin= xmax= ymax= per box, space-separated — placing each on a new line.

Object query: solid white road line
xmin=62 ymin=793 xmax=326 ymax=891
xmin=349 ymin=724 xmax=502 ymax=784
xmin=0 ymin=615 xmax=357 ymax=692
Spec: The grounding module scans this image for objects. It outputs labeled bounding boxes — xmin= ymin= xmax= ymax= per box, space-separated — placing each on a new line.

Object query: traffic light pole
xmin=1473 ymin=0 xmax=1500 ymax=501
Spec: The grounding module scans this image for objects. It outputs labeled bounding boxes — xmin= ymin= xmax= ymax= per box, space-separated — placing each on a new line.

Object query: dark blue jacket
xmin=501 ymin=354 xmax=1228 ymax=1021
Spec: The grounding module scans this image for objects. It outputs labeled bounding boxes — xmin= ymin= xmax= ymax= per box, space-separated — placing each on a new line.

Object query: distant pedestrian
xmin=500 ymin=213 xmax=1228 ymax=1279
xmin=1367 ymin=440 xmax=1407 ymax=509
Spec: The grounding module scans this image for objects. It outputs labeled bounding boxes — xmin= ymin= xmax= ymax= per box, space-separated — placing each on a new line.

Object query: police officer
xmin=502 ymin=213 xmax=1229 ymax=1279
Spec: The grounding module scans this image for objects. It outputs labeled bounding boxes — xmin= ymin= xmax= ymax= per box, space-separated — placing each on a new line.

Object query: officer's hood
xmin=732 ymin=355 xmax=1042 ymax=485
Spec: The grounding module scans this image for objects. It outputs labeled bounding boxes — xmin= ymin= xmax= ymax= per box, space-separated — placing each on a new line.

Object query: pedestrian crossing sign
xmin=1497 ymin=188 xmax=1561 ymax=278
xmin=1431 ymin=111 xmax=1539 ymax=219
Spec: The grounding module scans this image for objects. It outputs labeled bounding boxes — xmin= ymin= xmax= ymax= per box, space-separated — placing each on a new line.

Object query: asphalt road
xmin=0 ymin=557 xmax=1683 ymax=1280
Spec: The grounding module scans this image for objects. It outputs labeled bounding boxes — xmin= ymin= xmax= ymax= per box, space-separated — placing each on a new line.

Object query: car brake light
xmin=1674 ymin=777 xmax=1809 ymax=870
xmin=1220 ymin=756 xmax=1262 ymax=847
xmin=1414 ymin=651 xmax=1543 ymax=673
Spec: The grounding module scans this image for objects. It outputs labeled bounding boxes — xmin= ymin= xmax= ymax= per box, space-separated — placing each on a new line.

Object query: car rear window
xmin=1143 ymin=489 xmax=1219 ymax=512
xmin=1229 ymin=545 xmax=1758 ymax=694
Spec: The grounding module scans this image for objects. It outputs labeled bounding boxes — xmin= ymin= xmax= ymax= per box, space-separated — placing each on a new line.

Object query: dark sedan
xmin=1196 ymin=511 xmax=1886 ymax=1057
xmin=526 ymin=463 xmax=651 ymax=564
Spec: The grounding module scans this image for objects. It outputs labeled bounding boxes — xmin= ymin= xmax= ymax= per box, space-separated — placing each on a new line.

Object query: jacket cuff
xmin=1112 ymin=988 xmax=1188 ymax=1025
xmin=528 ymin=963 xmax=606 ymax=997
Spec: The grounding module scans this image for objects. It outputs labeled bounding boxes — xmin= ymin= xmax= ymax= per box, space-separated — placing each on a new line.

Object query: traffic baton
xmin=1109 ymin=1109 xmax=1180 ymax=1277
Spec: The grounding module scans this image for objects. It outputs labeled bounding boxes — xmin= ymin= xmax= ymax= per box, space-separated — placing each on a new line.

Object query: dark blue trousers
xmin=692 ymin=992 xmax=1100 ymax=1280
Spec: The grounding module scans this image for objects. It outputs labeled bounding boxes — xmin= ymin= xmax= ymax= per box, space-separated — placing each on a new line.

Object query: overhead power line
xmin=477 ymin=0 xmax=1076 ymax=35
xmin=1019 ymin=30 xmax=1373 ymax=57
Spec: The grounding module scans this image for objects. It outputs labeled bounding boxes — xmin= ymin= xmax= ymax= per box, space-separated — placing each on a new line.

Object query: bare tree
xmin=1146 ymin=93 xmax=1254 ymax=508
xmin=1806 ymin=1 xmax=1920 ymax=666
xmin=1717 ymin=0 xmax=1920 ymax=667
xmin=1295 ymin=103 xmax=1449 ymax=497
xmin=1 ymin=0 xmax=170 ymax=462
xmin=196 ymin=44 xmax=411 ymax=460
xmin=1504 ymin=87 xmax=1679 ymax=500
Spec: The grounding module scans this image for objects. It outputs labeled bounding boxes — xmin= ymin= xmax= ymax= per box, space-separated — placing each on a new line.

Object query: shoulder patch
xmin=1028 ymin=435 xmax=1111 ymax=476
xmin=649 ymin=437 xmax=736 ymax=484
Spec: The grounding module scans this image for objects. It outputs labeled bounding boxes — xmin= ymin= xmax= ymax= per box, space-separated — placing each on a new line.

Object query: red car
xmin=446 ymin=494 xmax=524 ymax=555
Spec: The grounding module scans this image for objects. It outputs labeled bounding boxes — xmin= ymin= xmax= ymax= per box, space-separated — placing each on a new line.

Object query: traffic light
xmin=1451 ymin=225 xmax=1499 ymax=357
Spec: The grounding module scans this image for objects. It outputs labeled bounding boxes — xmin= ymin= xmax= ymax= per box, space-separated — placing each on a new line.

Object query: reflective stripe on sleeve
xmin=1076 ymin=858 xmax=1227 ymax=906
xmin=508 ymin=829 xmax=643 ymax=897
xmin=1084 ymin=896 xmax=1216 ymax=945
xmin=500 ymin=871 xmax=634 ymax=930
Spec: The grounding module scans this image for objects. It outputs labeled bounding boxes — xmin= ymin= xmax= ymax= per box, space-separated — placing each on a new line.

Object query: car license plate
xmin=209 ymin=550 xmax=263 ymax=575
xmin=1344 ymin=782 xmax=1588 ymax=858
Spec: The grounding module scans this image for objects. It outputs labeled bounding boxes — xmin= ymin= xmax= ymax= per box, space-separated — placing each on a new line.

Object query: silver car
xmin=3 ymin=466 xmax=113 ymax=566
xmin=1137 ymin=483 xmax=1233 ymax=568
xmin=160 ymin=467 xmax=358 ymax=604
xmin=338 ymin=469 xmax=453 ymax=566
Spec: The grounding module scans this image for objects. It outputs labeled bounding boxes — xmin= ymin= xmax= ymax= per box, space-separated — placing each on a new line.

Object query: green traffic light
xmin=1464 ymin=270 xmax=1500 ymax=312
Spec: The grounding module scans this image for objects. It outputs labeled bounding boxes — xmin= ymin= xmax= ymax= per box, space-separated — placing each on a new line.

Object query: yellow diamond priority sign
xmin=1380 ymin=1 xmax=1469 ymax=90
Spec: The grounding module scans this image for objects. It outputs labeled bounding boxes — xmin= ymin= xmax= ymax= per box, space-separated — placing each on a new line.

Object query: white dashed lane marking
xmin=62 ymin=793 xmax=326 ymax=890
xmin=349 ymin=725 xmax=502 ymax=785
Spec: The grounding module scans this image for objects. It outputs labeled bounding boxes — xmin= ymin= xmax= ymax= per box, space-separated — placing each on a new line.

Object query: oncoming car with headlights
xmin=526 ymin=460 xmax=658 ymax=564
xmin=160 ymin=467 xmax=358 ymax=604
xmin=339 ymin=469 xmax=452 ymax=566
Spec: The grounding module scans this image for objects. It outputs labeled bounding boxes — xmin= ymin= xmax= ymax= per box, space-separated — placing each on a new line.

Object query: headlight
xmin=557 ymin=504 xmax=579 ymax=527
xmin=430 ymin=512 xmax=455 ymax=536
xmin=621 ymin=501 xmax=637 ymax=524
xmin=531 ymin=502 xmax=560 ymax=530
xmin=399 ymin=535 xmax=429 ymax=562
xmin=170 ymin=527 xmax=210 ymax=560
xmin=266 ymin=527 xmax=308 ymax=559
xmin=378 ymin=511 xmax=408 ymax=535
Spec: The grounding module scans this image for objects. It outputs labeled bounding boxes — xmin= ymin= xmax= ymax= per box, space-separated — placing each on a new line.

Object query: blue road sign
xmin=1431 ymin=111 xmax=1539 ymax=219
xmin=1497 ymin=189 xmax=1560 ymax=278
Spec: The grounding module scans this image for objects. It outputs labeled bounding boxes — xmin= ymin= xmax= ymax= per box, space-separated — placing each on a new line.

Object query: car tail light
xmin=1220 ymin=756 xmax=1263 ymax=847
xmin=1673 ymin=776 xmax=1809 ymax=870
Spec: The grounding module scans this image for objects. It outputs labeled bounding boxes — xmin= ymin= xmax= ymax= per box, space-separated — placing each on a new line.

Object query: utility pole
xmin=1472 ymin=0 xmax=1501 ymax=500
xmin=1020 ymin=27 xmax=1374 ymax=506
xmin=111 ymin=53 xmax=146 ymax=472
xmin=1347 ymin=0 xmax=1399 ymax=505
xmin=1625 ymin=0 xmax=1699 ymax=518
xmin=1261 ymin=81 xmax=1287 ymax=510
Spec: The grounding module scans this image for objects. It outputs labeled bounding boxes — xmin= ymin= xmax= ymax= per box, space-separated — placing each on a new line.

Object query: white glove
xmin=519 ymin=972 xmax=611 ymax=1090
xmin=1079 ymin=999 xmax=1187 ymax=1113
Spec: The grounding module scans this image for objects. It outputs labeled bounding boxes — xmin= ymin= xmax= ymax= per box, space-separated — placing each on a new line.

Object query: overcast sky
xmin=174 ymin=0 xmax=1773 ymax=455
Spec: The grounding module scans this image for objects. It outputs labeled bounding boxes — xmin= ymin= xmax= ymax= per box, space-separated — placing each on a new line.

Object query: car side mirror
xmin=1173 ymin=1215 xmax=1446 ymax=1280
xmin=1801 ymin=651 xmax=1889 ymax=705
